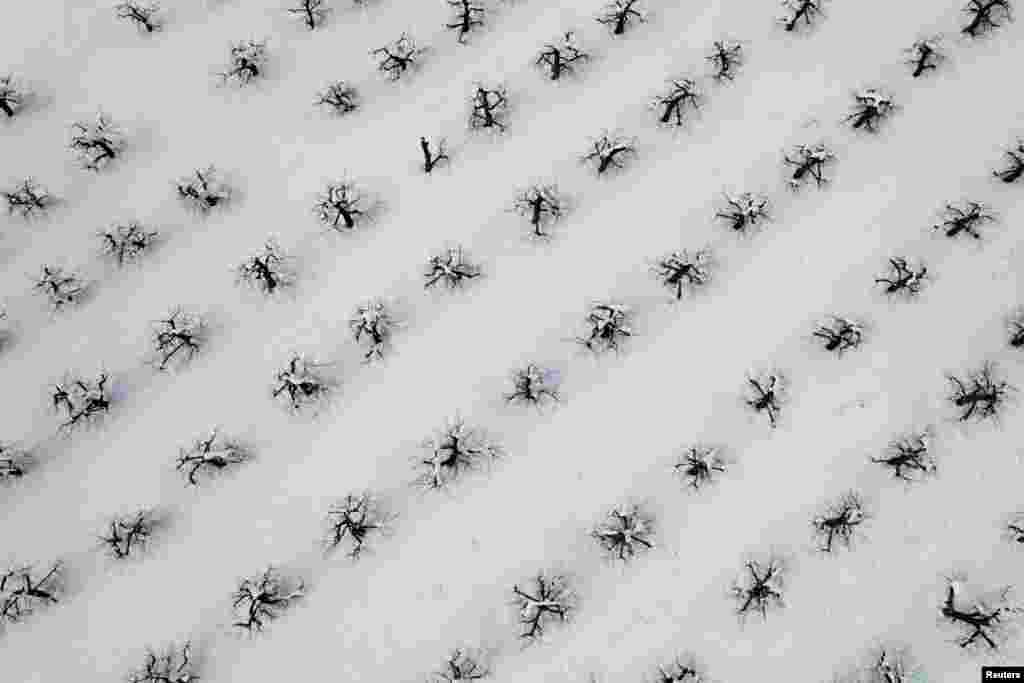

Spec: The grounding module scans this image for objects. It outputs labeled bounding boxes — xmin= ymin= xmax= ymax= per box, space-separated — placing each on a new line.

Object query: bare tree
xmin=904 ymin=37 xmax=944 ymax=78
xmin=535 ymin=32 xmax=590 ymax=81
xmin=744 ymin=371 xmax=784 ymax=428
xmin=150 ymin=308 xmax=204 ymax=371
xmin=469 ymin=84 xmax=509 ymax=132
xmin=98 ymin=509 xmax=159 ymax=559
xmin=127 ymin=642 xmax=199 ymax=683
xmin=371 ymin=33 xmax=421 ymax=81
xmin=33 ymin=266 xmax=87 ymax=311
xmin=940 ymin=576 xmax=1020 ymax=650
xmin=1003 ymin=512 xmax=1024 ymax=545
xmin=836 ymin=644 xmax=920 ymax=683
xmin=871 ymin=430 xmax=936 ymax=483
xmin=706 ymin=40 xmax=744 ymax=82
xmin=777 ymin=0 xmax=824 ymax=32
xmin=0 ymin=442 xmax=33 ymax=483
xmin=652 ymin=656 xmax=705 ymax=683
xmin=289 ymin=0 xmax=329 ymax=30
xmin=430 ymin=649 xmax=489 ymax=683
xmin=812 ymin=316 xmax=865 ymax=356
xmin=219 ymin=40 xmax=268 ymax=85
xmin=231 ymin=567 xmax=305 ymax=633
xmin=946 ymin=361 xmax=1014 ymax=423
xmin=4 ymin=178 xmax=53 ymax=218
xmin=175 ymin=166 xmax=230 ymax=214
xmin=812 ymin=491 xmax=868 ymax=553
xmin=511 ymin=184 xmax=564 ymax=238
xmin=349 ymin=299 xmax=394 ymax=362
xmin=52 ymin=372 xmax=111 ymax=431
xmin=315 ymin=180 xmax=368 ymax=232
xmin=446 ymin=0 xmax=484 ymax=44
xmin=504 ymin=363 xmax=561 ymax=408
xmin=960 ymin=0 xmax=1013 ymax=39
xmin=595 ymin=0 xmax=645 ymax=35
xmin=715 ymin=192 xmax=770 ymax=234
xmin=99 ymin=222 xmax=159 ymax=266
xmin=420 ymin=136 xmax=449 ymax=173
xmin=581 ymin=133 xmax=637 ymax=176
xmin=272 ymin=354 xmax=331 ymax=412
xmin=673 ymin=444 xmax=727 ymax=491
xmin=323 ymin=492 xmax=390 ymax=558
xmin=175 ymin=429 xmax=249 ymax=486
xmin=512 ymin=572 xmax=574 ymax=641
xmin=115 ymin=1 xmax=162 ymax=33
xmin=651 ymin=248 xmax=712 ymax=300
xmin=730 ymin=555 xmax=786 ymax=620
xmin=414 ymin=417 xmax=502 ymax=490
xmin=932 ymin=200 xmax=995 ymax=240
xmin=784 ymin=143 xmax=835 ymax=190
xmin=845 ymin=88 xmax=896 ymax=133
xmin=0 ymin=561 xmax=62 ymax=625
xmin=576 ymin=302 xmax=631 ymax=354
xmin=0 ymin=308 xmax=8 ymax=353
xmin=423 ymin=245 xmax=481 ymax=290
xmin=591 ymin=503 xmax=655 ymax=561
xmin=315 ymin=81 xmax=358 ymax=115
xmin=653 ymin=78 xmax=702 ymax=127
xmin=1007 ymin=308 xmax=1024 ymax=349
xmin=874 ymin=257 xmax=927 ymax=298
xmin=994 ymin=139 xmax=1024 ymax=183
xmin=237 ymin=240 xmax=293 ymax=295
xmin=0 ymin=75 xmax=26 ymax=118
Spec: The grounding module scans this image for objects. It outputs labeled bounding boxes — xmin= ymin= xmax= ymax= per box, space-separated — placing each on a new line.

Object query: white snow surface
xmin=1 ymin=0 xmax=1023 ymax=682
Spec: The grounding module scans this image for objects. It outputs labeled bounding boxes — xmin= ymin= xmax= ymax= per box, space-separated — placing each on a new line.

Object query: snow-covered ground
xmin=1 ymin=0 xmax=1022 ymax=681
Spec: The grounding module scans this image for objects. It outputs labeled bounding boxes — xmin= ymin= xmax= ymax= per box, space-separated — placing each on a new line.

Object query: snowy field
xmin=1 ymin=0 xmax=1023 ymax=681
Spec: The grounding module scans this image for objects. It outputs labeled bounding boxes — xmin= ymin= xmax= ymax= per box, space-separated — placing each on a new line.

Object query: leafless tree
xmin=836 ymin=644 xmax=920 ymax=683
xmin=231 ymin=567 xmax=305 ymax=633
xmin=652 ymin=656 xmax=705 ymax=683
xmin=651 ymin=248 xmax=712 ymax=300
xmin=315 ymin=81 xmax=358 ymax=115
xmin=777 ymin=0 xmax=824 ymax=32
xmin=845 ymin=88 xmax=896 ymax=133
xmin=52 ymin=372 xmax=110 ymax=431
xmin=715 ymin=192 xmax=770 ymax=234
xmin=730 ymin=555 xmax=786 ymax=620
xmin=1003 ymin=512 xmax=1024 ymax=545
xmin=871 ymin=430 xmax=936 ymax=483
xmin=994 ymin=139 xmax=1024 ymax=183
xmin=591 ymin=503 xmax=655 ymax=561
xmin=932 ymin=200 xmax=995 ymax=240
xmin=219 ymin=40 xmax=267 ymax=85
xmin=237 ymin=240 xmax=293 ymax=295
xmin=946 ymin=361 xmax=1014 ymax=423
xmin=535 ymin=32 xmax=590 ymax=80
xmin=175 ymin=429 xmax=250 ymax=486
xmin=784 ymin=143 xmax=835 ymax=190
xmin=511 ymin=184 xmax=564 ymax=238
xmin=4 ymin=178 xmax=53 ymax=218
xmin=595 ymin=0 xmax=646 ymax=35
xmin=673 ymin=444 xmax=727 ymax=491
xmin=744 ymin=371 xmax=784 ymax=428
xmin=371 ymin=33 xmax=421 ymax=81
xmin=653 ymin=78 xmax=702 ymax=127
xmin=0 ymin=75 xmax=26 ymax=118
xmin=576 ymin=302 xmax=631 ymax=354
xmin=430 ymin=649 xmax=489 ymax=683
xmin=289 ymin=0 xmax=329 ymax=30
xmin=875 ymin=257 xmax=927 ymax=298
xmin=115 ymin=1 xmax=163 ymax=33
xmin=812 ymin=491 xmax=868 ymax=553
xmin=904 ymin=37 xmax=944 ymax=78
xmin=813 ymin=316 xmax=865 ymax=356
xmin=1007 ymin=308 xmax=1024 ymax=349
xmin=420 ymin=136 xmax=449 ymax=173
xmin=0 ymin=443 xmax=33 ymax=483
xmin=960 ymin=0 xmax=1013 ymax=39
xmin=423 ymin=245 xmax=481 ymax=290
xmin=33 ymin=266 xmax=86 ymax=310
xmin=323 ymin=492 xmax=390 ymax=558
xmin=0 ymin=561 xmax=63 ymax=625
xmin=150 ymin=308 xmax=204 ymax=371
xmin=99 ymin=222 xmax=159 ymax=266
xmin=446 ymin=0 xmax=485 ymax=44
xmin=272 ymin=354 xmax=331 ymax=412
xmin=127 ymin=642 xmax=199 ymax=683
xmin=504 ymin=363 xmax=561 ymax=408
xmin=940 ymin=576 xmax=1020 ymax=651
xmin=706 ymin=40 xmax=744 ymax=82
xmin=469 ymin=84 xmax=509 ymax=132
xmin=581 ymin=133 xmax=637 ymax=176
xmin=512 ymin=572 xmax=574 ymax=641
xmin=98 ymin=509 xmax=159 ymax=559
xmin=315 ymin=180 xmax=368 ymax=232
xmin=414 ymin=417 xmax=502 ymax=490
xmin=349 ymin=299 xmax=394 ymax=363
xmin=175 ymin=166 xmax=230 ymax=214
